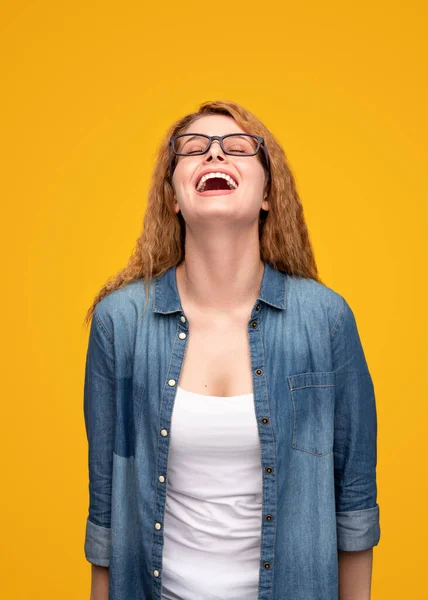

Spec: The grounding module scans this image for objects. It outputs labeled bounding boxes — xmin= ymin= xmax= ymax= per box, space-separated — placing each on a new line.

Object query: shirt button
xmin=261 ymin=417 xmax=269 ymax=425
xmin=168 ymin=379 xmax=176 ymax=386
xmin=153 ymin=569 xmax=160 ymax=577
xmin=265 ymin=514 xmax=273 ymax=521
xmin=155 ymin=522 xmax=162 ymax=530
xmin=178 ymin=332 xmax=186 ymax=339
xmin=160 ymin=429 xmax=168 ymax=437
xmin=265 ymin=466 xmax=273 ymax=474
xmin=250 ymin=320 xmax=258 ymax=328
xmin=263 ymin=562 xmax=271 ymax=570
xmin=158 ymin=475 xmax=166 ymax=483
xmin=180 ymin=315 xmax=186 ymax=322
xmin=255 ymin=304 xmax=261 ymax=311
xmin=255 ymin=368 xmax=263 ymax=376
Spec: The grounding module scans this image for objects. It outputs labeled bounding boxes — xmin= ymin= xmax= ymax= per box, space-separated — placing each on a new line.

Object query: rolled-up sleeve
xmin=83 ymin=305 xmax=115 ymax=566
xmin=331 ymin=296 xmax=381 ymax=551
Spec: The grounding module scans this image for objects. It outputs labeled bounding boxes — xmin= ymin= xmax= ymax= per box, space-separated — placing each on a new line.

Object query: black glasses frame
xmin=168 ymin=133 xmax=271 ymax=181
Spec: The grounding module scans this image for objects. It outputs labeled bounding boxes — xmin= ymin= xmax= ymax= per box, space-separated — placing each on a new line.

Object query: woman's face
xmin=171 ymin=114 xmax=269 ymax=224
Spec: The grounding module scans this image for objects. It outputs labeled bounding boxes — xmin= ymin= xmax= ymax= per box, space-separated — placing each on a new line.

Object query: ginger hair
xmin=83 ymin=99 xmax=322 ymax=329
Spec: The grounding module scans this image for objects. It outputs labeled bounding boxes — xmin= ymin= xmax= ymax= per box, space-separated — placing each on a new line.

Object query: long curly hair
xmin=83 ymin=99 xmax=323 ymax=329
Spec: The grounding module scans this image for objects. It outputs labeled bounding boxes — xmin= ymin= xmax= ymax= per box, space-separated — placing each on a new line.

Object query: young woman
xmin=83 ymin=100 xmax=380 ymax=600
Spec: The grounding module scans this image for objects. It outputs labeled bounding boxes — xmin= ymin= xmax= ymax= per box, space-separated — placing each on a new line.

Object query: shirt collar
xmin=153 ymin=260 xmax=287 ymax=314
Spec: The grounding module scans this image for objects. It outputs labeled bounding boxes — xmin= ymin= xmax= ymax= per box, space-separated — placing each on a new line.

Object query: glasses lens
xmin=173 ymin=135 xmax=210 ymax=155
xmin=223 ymin=134 xmax=259 ymax=155
xmin=173 ymin=134 xmax=260 ymax=156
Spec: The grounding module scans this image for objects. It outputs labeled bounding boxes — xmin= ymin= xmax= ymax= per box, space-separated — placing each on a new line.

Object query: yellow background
xmin=1 ymin=1 xmax=427 ymax=598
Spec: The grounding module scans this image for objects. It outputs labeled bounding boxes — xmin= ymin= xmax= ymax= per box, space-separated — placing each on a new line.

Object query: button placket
xmin=152 ymin=314 xmax=191 ymax=590
xmin=248 ymin=311 xmax=276 ymax=589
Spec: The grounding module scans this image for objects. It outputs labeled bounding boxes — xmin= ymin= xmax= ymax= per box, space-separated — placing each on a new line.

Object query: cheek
xmin=172 ymin=168 xmax=187 ymax=192
xmin=240 ymin=162 xmax=266 ymax=190
xmin=173 ymin=160 xmax=197 ymax=191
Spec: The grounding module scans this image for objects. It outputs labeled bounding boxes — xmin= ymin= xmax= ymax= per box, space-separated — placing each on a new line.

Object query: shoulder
xmin=286 ymin=274 xmax=344 ymax=312
xmin=93 ymin=278 xmax=151 ymax=339
xmin=286 ymin=274 xmax=347 ymax=334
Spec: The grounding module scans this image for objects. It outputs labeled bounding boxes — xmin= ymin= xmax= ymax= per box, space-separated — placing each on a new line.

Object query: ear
xmin=261 ymin=184 xmax=269 ymax=211
xmin=171 ymin=185 xmax=179 ymax=213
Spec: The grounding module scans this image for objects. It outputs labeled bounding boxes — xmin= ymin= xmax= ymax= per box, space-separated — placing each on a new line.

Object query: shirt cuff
xmin=336 ymin=504 xmax=381 ymax=551
xmin=84 ymin=518 xmax=111 ymax=566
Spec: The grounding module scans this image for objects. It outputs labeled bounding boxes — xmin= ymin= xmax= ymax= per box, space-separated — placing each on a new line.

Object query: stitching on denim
xmin=281 ymin=269 xmax=286 ymax=311
xmin=334 ymin=369 xmax=372 ymax=376
xmin=291 ymin=381 xmax=297 ymax=456
xmin=256 ymin=317 xmax=276 ymax=596
xmin=330 ymin=295 xmax=346 ymax=339
xmin=292 ymin=443 xmax=333 ymax=457
xmin=137 ymin=278 xmax=149 ymax=323
xmin=87 ymin=517 xmax=111 ymax=530
xmin=94 ymin=309 xmax=114 ymax=345
xmin=290 ymin=383 xmax=336 ymax=391
xmin=336 ymin=504 xmax=379 ymax=516
xmin=256 ymin=322 xmax=267 ymax=595
xmin=290 ymin=388 xmax=334 ymax=457
xmin=133 ymin=380 xmax=147 ymax=442
xmin=153 ymin=274 xmax=159 ymax=312
xmin=289 ymin=380 xmax=335 ymax=456
xmin=151 ymin=317 xmax=180 ymax=580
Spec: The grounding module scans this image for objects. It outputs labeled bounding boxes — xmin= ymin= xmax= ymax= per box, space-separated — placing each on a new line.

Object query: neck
xmin=176 ymin=245 xmax=264 ymax=315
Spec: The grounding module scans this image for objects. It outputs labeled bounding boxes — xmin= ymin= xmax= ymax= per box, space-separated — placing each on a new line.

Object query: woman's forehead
xmin=182 ymin=114 xmax=245 ymax=136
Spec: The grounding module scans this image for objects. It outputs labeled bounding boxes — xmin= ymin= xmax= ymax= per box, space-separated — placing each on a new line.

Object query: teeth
xmin=196 ymin=172 xmax=238 ymax=192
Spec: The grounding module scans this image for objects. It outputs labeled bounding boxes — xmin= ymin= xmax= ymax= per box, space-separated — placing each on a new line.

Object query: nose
xmin=204 ymin=139 xmax=226 ymax=163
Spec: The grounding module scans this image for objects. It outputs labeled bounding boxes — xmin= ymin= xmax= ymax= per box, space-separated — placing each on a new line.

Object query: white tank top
xmin=160 ymin=385 xmax=263 ymax=600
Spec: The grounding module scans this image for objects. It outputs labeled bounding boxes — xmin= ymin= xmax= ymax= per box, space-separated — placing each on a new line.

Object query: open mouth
xmin=196 ymin=173 xmax=239 ymax=193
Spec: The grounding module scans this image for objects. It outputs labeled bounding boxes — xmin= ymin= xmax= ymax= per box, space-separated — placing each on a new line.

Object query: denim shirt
xmin=83 ymin=261 xmax=381 ymax=600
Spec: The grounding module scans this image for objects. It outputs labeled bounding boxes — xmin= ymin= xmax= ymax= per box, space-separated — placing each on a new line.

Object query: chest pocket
xmin=287 ymin=371 xmax=336 ymax=456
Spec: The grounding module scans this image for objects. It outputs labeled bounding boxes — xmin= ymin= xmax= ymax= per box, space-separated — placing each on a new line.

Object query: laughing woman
xmin=83 ymin=99 xmax=381 ymax=600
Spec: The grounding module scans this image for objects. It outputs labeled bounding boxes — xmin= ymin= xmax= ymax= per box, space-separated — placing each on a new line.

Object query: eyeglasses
xmin=168 ymin=133 xmax=271 ymax=181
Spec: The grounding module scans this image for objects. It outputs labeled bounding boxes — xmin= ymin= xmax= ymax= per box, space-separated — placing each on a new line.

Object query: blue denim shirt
xmin=83 ymin=261 xmax=381 ymax=600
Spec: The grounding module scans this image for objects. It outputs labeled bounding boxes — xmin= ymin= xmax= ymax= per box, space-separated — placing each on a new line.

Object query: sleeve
xmin=331 ymin=295 xmax=381 ymax=551
xmin=83 ymin=305 xmax=116 ymax=567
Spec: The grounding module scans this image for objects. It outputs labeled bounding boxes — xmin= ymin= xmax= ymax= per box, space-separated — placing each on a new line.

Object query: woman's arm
xmin=332 ymin=297 xmax=381 ymax=551
xmin=331 ymin=297 xmax=380 ymax=595
xmin=90 ymin=565 xmax=109 ymax=600
xmin=338 ymin=548 xmax=373 ymax=600
xmin=83 ymin=305 xmax=115 ymax=583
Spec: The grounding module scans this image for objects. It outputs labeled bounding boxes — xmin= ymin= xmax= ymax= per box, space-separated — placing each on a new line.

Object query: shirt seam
xmin=94 ymin=308 xmax=114 ymax=345
xmin=330 ymin=295 xmax=346 ymax=339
